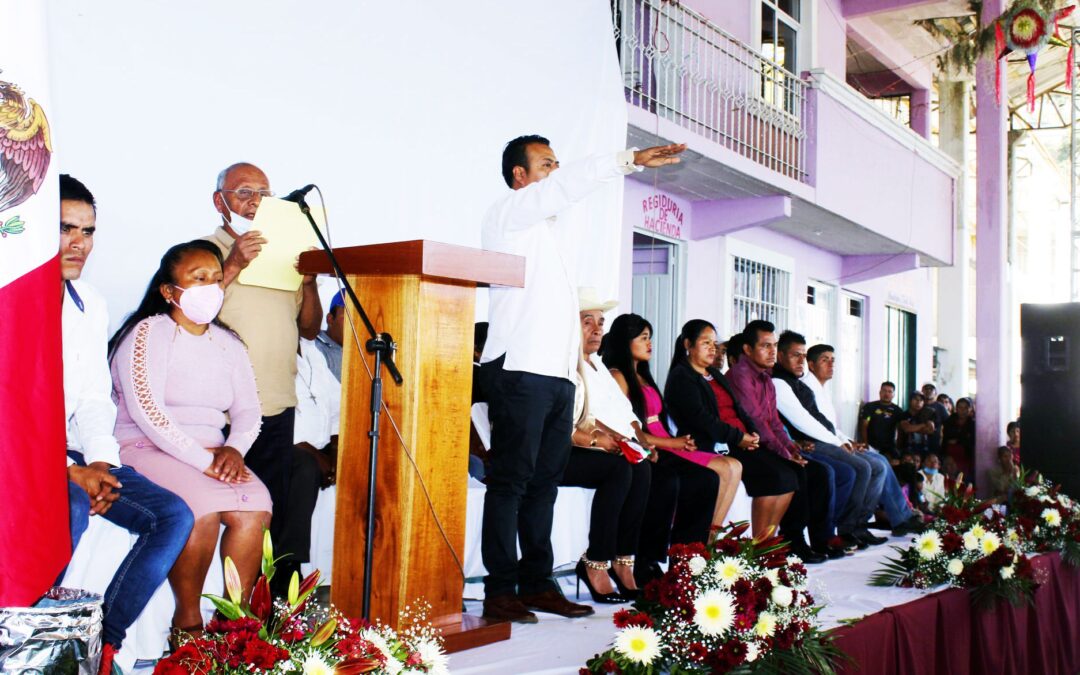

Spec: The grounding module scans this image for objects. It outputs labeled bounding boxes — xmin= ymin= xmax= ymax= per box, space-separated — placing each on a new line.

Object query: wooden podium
xmin=298 ymin=240 xmax=522 ymax=652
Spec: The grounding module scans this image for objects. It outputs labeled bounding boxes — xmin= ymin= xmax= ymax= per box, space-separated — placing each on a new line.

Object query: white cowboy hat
xmin=578 ymin=287 xmax=618 ymax=312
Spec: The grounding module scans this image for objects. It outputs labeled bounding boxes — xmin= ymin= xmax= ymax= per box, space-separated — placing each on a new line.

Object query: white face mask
xmin=219 ymin=194 xmax=253 ymax=235
xmin=172 ymin=283 xmax=224 ymax=325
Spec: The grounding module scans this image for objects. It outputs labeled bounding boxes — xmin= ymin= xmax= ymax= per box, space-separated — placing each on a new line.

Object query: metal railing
xmin=613 ymin=0 xmax=809 ymax=181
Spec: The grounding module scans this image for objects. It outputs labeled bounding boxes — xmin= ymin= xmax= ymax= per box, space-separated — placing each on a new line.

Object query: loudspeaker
xmin=1020 ymin=303 xmax=1080 ymax=498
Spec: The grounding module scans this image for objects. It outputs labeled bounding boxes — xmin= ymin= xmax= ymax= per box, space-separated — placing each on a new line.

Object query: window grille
xmin=731 ymin=256 xmax=790 ymax=334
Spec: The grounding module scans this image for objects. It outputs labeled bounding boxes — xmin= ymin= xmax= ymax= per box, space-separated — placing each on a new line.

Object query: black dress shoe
xmin=787 ymin=541 xmax=827 ymax=565
xmin=892 ymin=516 xmax=926 ymax=537
xmin=518 ymin=589 xmax=595 ymax=618
xmin=812 ymin=545 xmax=846 ymax=560
xmin=839 ymin=533 xmax=869 ymax=551
xmin=482 ymin=594 xmax=538 ymax=624
xmin=855 ymin=529 xmax=888 ymax=546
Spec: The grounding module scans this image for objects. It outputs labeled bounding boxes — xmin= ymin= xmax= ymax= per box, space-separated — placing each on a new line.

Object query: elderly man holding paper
xmin=204 ymin=162 xmax=322 ymax=593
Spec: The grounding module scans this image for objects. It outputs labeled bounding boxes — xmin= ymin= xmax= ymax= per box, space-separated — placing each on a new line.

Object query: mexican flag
xmin=0 ymin=0 xmax=70 ymax=606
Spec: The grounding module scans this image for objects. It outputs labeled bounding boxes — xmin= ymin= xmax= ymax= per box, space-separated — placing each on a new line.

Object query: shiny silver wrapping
xmin=0 ymin=587 xmax=102 ymax=673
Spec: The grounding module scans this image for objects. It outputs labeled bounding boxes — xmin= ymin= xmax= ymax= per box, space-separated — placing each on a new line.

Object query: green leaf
xmin=202 ymin=594 xmax=243 ymax=620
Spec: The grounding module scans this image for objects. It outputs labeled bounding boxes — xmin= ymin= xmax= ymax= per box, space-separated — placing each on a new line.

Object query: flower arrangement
xmin=1007 ymin=470 xmax=1080 ymax=567
xmin=871 ymin=478 xmax=1038 ymax=608
xmin=581 ymin=522 xmax=845 ymax=674
xmin=154 ymin=532 xmax=448 ymax=674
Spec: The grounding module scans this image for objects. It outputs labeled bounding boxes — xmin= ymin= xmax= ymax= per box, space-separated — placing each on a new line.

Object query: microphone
xmin=281 ymin=184 xmax=316 ymax=203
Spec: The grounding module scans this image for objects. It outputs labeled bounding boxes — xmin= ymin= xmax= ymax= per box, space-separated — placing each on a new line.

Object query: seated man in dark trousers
xmin=773 ymin=331 xmax=886 ymax=552
xmin=726 ymin=320 xmax=831 ymax=564
xmin=60 ymin=175 xmax=193 ymax=674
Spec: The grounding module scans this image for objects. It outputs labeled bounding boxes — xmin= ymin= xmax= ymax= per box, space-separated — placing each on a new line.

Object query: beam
xmin=690 ymin=196 xmax=792 ymax=240
xmin=841 ymin=0 xmax=945 ymax=18
xmin=839 ymin=252 xmax=920 ymax=284
xmin=847 ymin=17 xmax=934 ymax=92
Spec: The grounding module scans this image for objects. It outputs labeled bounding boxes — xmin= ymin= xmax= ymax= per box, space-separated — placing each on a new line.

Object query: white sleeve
xmin=484 ymin=150 xmax=640 ymax=235
xmin=772 ymin=379 xmax=845 ymax=447
xmin=71 ymin=296 xmax=121 ymax=467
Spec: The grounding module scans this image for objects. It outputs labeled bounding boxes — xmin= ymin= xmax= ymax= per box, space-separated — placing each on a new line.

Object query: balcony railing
xmin=613 ymin=0 xmax=809 ymax=182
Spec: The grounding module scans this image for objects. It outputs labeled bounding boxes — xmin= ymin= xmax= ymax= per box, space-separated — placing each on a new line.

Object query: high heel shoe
xmin=609 ymin=556 xmax=640 ymax=601
xmin=575 ymin=558 xmax=627 ymax=604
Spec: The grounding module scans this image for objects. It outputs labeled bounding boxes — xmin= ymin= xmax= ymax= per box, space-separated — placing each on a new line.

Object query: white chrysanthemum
xmin=1043 ymin=508 xmax=1062 ymax=527
xmin=1007 ymin=529 xmax=1020 ymax=545
xmin=301 ymin=653 xmax=333 ymax=675
xmin=1001 ymin=565 xmax=1015 ymax=580
xmin=614 ymin=626 xmax=661 ymax=665
xmin=947 ymin=559 xmax=964 ymax=576
xmin=771 ymin=585 xmax=794 ymax=608
xmin=415 ymin=638 xmax=449 ymax=675
xmin=1025 ymin=486 xmax=1042 ymax=497
xmin=914 ymin=531 xmax=942 ymax=560
xmin=754 ymin=612 xmax=777 ymax=637
xmin=688 ymin=556 xmax=707 ymax=576
xmin=962 ymin=532 xmax=979 ymax=551
xmin=693 ymin=589 xmax=736 ymax=636
xmin=746 ymin=642 xmax=761 ymax=662
xmin=715 ymin=556 xmax=746 ymax=587
xmin=969 ymin=524 xmax=986 ymax=539
xmin=362 ymin=631 xmax=402 ymax=675
xmin=980 ymin=532 xmax=1001 ymax=555
xmin=764 ymin=569 xmax=780 ymax=586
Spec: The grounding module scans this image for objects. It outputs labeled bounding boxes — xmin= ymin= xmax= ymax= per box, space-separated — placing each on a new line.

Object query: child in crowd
xmin=919 ymin=454 xmax=946 ymax=510
xmin=988 ymin=446 xmax=1019 ymax=504
xmin=908 ymin=472 xmax=929 ymax=514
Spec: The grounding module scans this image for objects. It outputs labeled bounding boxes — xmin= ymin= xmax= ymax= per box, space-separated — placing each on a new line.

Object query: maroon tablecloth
xmin=831 ymin=553 xmax=1080 ymax=674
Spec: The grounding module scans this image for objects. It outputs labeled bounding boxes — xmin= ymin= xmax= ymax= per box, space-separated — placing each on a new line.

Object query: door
xmin=631 ymin=232 xmax=681 ymax=386
xmin=837 ymin=292 xmax=865 ymax=438
xmin=885 ymin=305 xmax=917 ymax=402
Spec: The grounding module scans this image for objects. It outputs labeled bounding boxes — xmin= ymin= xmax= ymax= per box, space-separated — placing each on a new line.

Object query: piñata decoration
xmin=993 ymin=1 xmax=1075 ymax=111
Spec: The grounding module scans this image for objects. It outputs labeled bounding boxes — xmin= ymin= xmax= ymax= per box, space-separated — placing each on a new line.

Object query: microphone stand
xmin=294 ymin=194 xmax=400 ymax=621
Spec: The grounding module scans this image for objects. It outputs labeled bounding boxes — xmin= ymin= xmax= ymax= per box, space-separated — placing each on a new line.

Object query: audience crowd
xmin=55 ymin=134 xmax=1026 ymax=671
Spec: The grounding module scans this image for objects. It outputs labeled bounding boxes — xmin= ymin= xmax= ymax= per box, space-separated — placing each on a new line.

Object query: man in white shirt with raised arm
xmin=802 ymin=343 xmax=924 ymax=536
xmin=478 ymin=135 xmax=685 ymax=623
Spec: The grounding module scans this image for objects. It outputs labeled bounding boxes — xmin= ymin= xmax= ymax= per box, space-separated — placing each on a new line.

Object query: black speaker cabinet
xmin=1020 ymin=303 xmax=1080 ymax=499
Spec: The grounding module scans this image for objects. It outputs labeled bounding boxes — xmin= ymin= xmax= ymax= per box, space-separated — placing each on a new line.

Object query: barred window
xmin=732 ymin=256 xmax=790 ymax=334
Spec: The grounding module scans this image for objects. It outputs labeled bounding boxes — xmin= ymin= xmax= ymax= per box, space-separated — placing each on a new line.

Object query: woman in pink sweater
xmin=108 ymin=240 xmax=270 ymax=642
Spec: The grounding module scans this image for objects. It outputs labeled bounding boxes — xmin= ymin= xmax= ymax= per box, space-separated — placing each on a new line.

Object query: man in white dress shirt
xmin=276 ymin=339 xmax=342 ymax=585
xmin=478 ymin=135 xmax=685 ymax=623
xmin=59 ymin=175 xmax=193 ymax=674
xmin=802 ymin=343 xmax=923 ymax=536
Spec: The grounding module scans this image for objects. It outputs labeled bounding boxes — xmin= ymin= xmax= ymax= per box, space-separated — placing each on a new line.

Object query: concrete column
xmin=974 ymin=0 xmax=1010 ymax=495
xmin=935 ymin=79 xmax=971 ymax=397
xmin=910 ymin=87 xmax=932 ymax=139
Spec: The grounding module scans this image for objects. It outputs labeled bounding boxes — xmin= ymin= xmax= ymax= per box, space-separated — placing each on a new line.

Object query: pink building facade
xmin=613 ymin=0 xmax=961 ymax=438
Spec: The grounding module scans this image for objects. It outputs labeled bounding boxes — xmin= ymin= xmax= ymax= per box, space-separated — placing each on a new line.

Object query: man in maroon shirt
xmin=728 ymin=320 xmax=833 ymax=564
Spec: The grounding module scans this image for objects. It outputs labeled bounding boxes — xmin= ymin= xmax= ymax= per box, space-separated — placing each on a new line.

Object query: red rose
xmin=942 ymin=532 xmax=963 ymax=553
xmin=688 ymin=642 xmax=709 ymax=662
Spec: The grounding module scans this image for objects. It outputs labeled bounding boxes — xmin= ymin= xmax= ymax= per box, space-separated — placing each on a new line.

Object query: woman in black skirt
xmin=663 ymin=319 xmax=798 ymax=539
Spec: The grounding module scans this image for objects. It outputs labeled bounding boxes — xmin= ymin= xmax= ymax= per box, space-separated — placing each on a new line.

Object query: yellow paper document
xmin=237 ymin=197 xmax=324 ymax=291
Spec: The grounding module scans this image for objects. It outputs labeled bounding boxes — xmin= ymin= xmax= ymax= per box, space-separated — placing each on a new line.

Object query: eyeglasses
xmin=219 ymin=188 xmax=274 ymax=200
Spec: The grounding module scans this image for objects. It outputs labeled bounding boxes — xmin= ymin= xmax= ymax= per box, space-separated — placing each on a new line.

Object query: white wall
xmin=46 ymin=0 xmax=627 ymax=329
